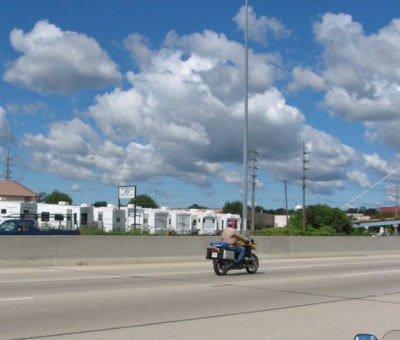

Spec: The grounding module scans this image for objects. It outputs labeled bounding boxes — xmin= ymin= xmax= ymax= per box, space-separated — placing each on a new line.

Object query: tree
xmin=129 ymin=194 xmax=158 ymax=208
xmin=43 ymin=190 xmax=73 ymax=205
xmin=289 ymin=204 xmax=353 ymax=234
xmin=36 ymin=191 xmax=47 ymax=203
xmin=93 ymin=201 xmax=108 ymax=207
xmin=223 ymin=201 xmax=243 ymax=216
xmin=188 ymin=203 xmax=208 ymax=209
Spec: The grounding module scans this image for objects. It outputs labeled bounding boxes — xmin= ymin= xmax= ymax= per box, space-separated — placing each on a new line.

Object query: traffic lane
xmin=2 ymin=259 xmax=400 ymax=339
xmin=1 ymin=254 xmax=400 ymax=282
xmin=43 ymin=295 xmax=400 ymax=340
xmin=2 ymin=280 xmax=399 ymax=340
xmin=1 ymin=255 xmax=400 ymax=300
xmin=0 ymin=273 xmax=353 ymax=338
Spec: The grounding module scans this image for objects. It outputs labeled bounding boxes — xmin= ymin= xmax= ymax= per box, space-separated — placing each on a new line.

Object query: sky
xmin=1 ymin=0 xmax=400 ymax=210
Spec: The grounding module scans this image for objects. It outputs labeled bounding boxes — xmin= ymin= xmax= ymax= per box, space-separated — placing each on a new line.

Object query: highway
xmin=1 ymin=255 xmax=400 ymax=339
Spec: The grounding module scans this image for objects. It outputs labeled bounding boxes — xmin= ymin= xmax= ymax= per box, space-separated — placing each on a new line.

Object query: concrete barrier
xmin=1 ymin=235 xmax=400 ymax=267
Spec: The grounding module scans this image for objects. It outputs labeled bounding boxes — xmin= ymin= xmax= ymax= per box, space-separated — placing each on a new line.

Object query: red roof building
xmin=380 ymin=207 xmax=400 ymax=216
xmin=0 ymin=180 xmax=38 ymax=203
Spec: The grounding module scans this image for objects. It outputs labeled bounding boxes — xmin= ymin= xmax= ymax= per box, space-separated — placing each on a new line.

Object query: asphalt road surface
xmin=1 ymin=255 xmax=400 ymax=340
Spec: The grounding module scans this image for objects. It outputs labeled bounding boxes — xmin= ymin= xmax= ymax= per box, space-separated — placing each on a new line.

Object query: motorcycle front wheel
xmin=246 ymin=254 xmax=259 ymax=274
xmin=213 ymin=260 xmax=228 ymax=275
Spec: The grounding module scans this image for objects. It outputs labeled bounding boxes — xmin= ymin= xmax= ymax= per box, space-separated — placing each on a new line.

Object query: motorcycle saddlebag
xmin=223 ymin=249 xmax=236 ymax=260
xmin=206 ymin=247 xmax=213 ymax=259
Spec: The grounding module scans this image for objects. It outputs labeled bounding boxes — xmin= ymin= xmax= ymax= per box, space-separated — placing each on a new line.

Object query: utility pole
xmin=284 ymin=180 xmax=288 ymax=227
xmin=251 ymin=142 xmax=257 ymax=233
xmin=5 ymin=149 xmax=12 ymax=180
xmin=242 ymin=0 xmax=249 ymax=235
xmin=302 ymin=141 xmax=308 ymax=232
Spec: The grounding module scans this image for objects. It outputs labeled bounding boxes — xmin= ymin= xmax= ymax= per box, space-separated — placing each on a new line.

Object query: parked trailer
xmin=217 ymin=213 xmax=241 ymax=231
xmin=93 ymin=205 xmax=126 ymax=232
xmin=36 ymin=202 xmax=79 ymax=229
xmin=0 ymin=201 xmax=37 ymax=224
xmin=168 ymin=210 xmax=193 ymax=234
xmin=142 ymin=208 xmax=169 ymax=234
xmin=193 ymin=210 xmax=219 ymax=235
xmin=121 ymin=205 xmax=144 ymax=231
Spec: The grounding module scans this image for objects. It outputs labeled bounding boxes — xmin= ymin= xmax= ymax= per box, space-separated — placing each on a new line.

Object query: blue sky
xmin=1 ymin=0 xmax=400 ymax=210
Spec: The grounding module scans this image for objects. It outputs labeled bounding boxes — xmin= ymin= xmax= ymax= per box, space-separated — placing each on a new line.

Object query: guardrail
xmin=1 ymin=235 xmax=400 ymax=267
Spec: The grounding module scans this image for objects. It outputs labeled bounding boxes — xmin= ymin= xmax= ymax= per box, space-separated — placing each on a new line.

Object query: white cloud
xmin=3 ymin=20 xmax=122 ymax=94
xmin=347 ymin=169 xmax=372 ymax=189
xmin=233 ymin=5 xmax=290 ymax=45
xmin=288 ymin=13 xmax=400 ymax=155
xmin=70 ymin=184 xmax=81 ymax=192
xmin=362 ymin=153 xmax=391 ymax=175
xmin=23 ymin=118 xmax=98 ymax=155
xmin=19 ymin=14 xmax=363 ymax=197
xmin=289 ymin=67 xmax=326 ymax=92
xmin=291 ymin=13 xmax=400 ymax=122
xmin=6 ymin=101 xmax=48 ymax=115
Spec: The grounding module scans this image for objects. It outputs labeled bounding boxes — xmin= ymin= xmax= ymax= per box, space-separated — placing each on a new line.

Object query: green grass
xmin=255 ymin=226 xmax=373 ymax=236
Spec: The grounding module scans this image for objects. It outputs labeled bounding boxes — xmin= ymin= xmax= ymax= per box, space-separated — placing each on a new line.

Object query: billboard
xmin=118 ymin=186 xmax=136 ymax=199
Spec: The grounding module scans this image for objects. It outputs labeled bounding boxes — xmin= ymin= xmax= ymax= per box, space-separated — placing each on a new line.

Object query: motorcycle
xmin=355 ymin=330 xmax=400 ymax=340
xmin=206 ymin=239 xmax=259 ymax=275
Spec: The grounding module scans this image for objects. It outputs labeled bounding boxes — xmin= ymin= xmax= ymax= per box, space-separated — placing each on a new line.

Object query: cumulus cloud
xmin=233 ymin=5 xmax=290 ymax=44
xmin=288 ymin=67 xmax=326 ymax=92
xmin=290 ymin=13 xmax=400 ymax=121
xmin=288 ymin=13 xmax=400 ymax=154
xmin=347 ymin=169 xmax=372 ymax=189
xmin=18 ymin=11 xmax=363 ymax=198
xmin=3 ymin=20 xmax=122 ymax=94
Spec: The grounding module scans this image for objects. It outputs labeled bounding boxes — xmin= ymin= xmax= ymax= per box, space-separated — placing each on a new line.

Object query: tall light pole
xmin=242 ymin=0 xmax=249 ymax=235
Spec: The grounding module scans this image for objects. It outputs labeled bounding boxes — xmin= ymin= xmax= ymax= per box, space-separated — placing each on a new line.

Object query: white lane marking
xmin=0 ymin=297 xmax=34 ymax=302
xmin=342 ymin=270 xmax=400 ymax=277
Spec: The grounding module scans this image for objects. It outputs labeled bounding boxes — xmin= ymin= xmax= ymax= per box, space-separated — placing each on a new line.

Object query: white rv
xmin=93 ymin=204 xmax=126 ymax=232
xmin=217 ymin=213 xmax=241 ymax=231
xmin=168 ymin=210 xmax=193 ymax=234
xmin=194 ymin=210 xmax=219 ymax=235
xmin=121 ymin=204 xmax=144 ymax=231
xmin=0 ymin=201 xmax=37 ymax=223
xmin=36 ymin=202 xmax=79 ymax=229
xmin=142 ymin=208 xmax=169 ymax=234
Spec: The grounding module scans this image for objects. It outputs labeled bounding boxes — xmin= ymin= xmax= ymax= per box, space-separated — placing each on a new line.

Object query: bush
xmin=256 ymin=225 xmax=338 ymax=236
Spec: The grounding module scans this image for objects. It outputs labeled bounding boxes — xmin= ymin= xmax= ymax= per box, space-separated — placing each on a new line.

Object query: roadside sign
xmin=118 ymin=186 xmax=136 ymax=199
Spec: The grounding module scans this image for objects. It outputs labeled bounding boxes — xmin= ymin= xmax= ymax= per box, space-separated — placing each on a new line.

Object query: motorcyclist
xmin=221 ymin=220 xmax=251 ymax=263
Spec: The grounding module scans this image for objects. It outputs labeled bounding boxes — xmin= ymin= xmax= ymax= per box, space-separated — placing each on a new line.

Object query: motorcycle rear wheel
xmin=213 ymin=260 xmax=228 ymax=275
xmin=246 ymin=254 xmax=259 ymax=274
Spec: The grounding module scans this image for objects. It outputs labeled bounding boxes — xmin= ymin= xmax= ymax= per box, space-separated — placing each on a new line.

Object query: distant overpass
xmin=352 ymin=218 xmax=400 ymax=228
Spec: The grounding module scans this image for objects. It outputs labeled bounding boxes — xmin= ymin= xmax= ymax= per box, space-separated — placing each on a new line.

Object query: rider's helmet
xmin=228 ymin=220 xmax=237 ymax=228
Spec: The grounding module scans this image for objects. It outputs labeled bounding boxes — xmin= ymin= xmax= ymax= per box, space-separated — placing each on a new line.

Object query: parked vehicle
xmin=355 ymin=330 xmax=400 ymax=339
xmin=206 ymin=239 xmax=259 ymax=275
xmin=0 ymin=219 xmax=80 ymax=235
